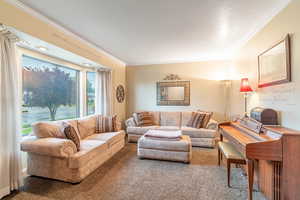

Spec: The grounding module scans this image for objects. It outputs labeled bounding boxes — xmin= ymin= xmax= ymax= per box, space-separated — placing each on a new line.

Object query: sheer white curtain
xmin=95 ymin=69 xmax=113 ymax=116
xmin=0 ymin=30 xmax=23 ymax=199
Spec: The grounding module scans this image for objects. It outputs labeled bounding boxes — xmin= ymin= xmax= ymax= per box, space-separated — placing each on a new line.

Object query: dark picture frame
xmin=258 ymin=34 xmax=291 ymax=88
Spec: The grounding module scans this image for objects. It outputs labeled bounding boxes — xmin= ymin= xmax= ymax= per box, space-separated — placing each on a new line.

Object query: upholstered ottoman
xmin=137 ymin=135 xmax=192 ymax=163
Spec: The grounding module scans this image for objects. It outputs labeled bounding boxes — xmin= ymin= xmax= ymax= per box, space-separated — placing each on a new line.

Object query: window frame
xmin=19 ymin=47 xmax=96 ymax=122
xmin=86 ymin=71 xmax=96 ymax=116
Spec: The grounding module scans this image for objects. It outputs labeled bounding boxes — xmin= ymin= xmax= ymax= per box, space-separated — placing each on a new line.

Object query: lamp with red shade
xmin=240 ymin=78 xmax=253 ymax=116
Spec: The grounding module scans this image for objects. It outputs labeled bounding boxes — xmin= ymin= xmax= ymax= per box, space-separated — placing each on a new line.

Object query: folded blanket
xmin=144 ymin=130 xmax=182 ymax=139
xmin=145 ymin=136 xmax=182 ymax=141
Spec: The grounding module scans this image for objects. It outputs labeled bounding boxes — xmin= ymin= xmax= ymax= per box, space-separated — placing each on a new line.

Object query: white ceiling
xmin=16 ymin=0 xmax=291 ymax=65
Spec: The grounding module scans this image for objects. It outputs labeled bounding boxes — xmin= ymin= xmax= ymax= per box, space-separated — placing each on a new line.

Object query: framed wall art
xmin=258 ymin=34 xmax=291 ymax=88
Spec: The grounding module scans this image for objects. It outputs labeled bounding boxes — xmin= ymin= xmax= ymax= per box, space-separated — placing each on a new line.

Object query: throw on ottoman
xmin=137 ymin=130 xmax=192 ymax=163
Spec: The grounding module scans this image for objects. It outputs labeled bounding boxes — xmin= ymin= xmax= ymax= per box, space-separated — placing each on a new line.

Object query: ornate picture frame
xmin=157 ymin=81 xmax=190 ymax=106
xmin=258 ymin=34 xmax=291 ymax=88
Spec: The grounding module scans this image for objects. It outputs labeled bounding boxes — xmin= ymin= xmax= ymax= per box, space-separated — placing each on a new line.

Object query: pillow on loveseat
xmin=62 ymin=122 xmax=81 ymax=151
xmin=187 ymin=112 xmax=206 ymax=129
xmin=197 ymin=110 xmax=213 ymax=128
xmin=133 ymin=112 xmax=154 ymax=126
xmin=96 ymin=115 xmax=117 ymax=133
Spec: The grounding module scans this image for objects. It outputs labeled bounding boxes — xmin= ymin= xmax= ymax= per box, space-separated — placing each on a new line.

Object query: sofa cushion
xmin=155 ymin=126 xmax=180 ymax=131
xmin=148 ymin=111 xmax=160 ymax=125
xmin=181 ymin=126 xmax=216 ymax=138
xmin=77 ymin=115 xmax=97 ymax=139
xmin=32 ymin=121 xmax=66 ymax=138
xmin=138 ymin=135 xmax=191 ymax=152
xmin=127 ymin=126 xmax=159 ymax=135
xmin=181 ymin=112 xmax=193 ymax=127
xmin=190 ymin=137 xmax=215 ymax=147
xmin=160 ymin=112 xmax=181 ymax=126
xmin=69 ymin=140 xmax=108 ymax=168
xmin=86 ymin=131 xmax=125 ymax=146
xmin=96 ymin=115 xmax=117 ymax=133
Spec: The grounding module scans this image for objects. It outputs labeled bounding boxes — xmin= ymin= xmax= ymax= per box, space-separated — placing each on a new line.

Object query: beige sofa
xmin=126 ymin=111 xmax=218 ymax=148
xmin=21 ymin=115 xmax=125 ymax=183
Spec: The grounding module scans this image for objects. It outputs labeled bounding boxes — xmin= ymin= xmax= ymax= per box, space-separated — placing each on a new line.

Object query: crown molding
xmin=4 ymin=0 xmax=127 ymax=66
xmin=127 ymin=56 xmax=233 ymax=66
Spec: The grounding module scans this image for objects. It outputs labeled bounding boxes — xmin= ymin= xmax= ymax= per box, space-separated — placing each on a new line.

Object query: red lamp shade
xmin=240 ymin=78 xmax=253 ymax=92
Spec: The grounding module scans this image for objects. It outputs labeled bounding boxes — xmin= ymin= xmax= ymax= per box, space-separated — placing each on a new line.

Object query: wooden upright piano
xmin=219 ymin=118 xmax=300 ymax=200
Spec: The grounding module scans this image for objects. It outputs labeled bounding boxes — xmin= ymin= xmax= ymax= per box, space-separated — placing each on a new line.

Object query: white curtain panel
xmin=0 ymin=31 xmax=23 ymax=199
xmin=95 ymin=69 xmax=113 ymax=116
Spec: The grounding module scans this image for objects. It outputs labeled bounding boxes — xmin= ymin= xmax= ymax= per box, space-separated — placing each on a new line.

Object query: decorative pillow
xmin=187 ymin=112 xmax=206 ymax=129
xmin=133 ymin=112 xmax=154 ymax=126
xmin=96 ymin=115 xmax=117 ymax=133
xmin=32 ymin=121 xmax=66 ymax=138
xmin=77 ymin=116 xmax=97 ymax=139
xmin=125 ymin=117 xmax=137 ymax=127
xmin=197 ymin=110 xmax=213 ymax=128
xmin=62 ymin=122 xmax=81 ymax=151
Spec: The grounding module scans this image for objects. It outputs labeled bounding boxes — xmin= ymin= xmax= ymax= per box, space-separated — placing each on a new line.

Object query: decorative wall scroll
xmin=163 ymin=74 xmax=181 ymax=81
xmin=116 ymin=85 xmax=125 ymax=103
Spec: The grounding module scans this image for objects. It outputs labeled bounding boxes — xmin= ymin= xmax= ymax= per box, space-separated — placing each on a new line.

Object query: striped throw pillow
xmin=96 ymin=115 xmax=117 ymax=133
xmin=133 ymin=112 xmax=154 ymax=126
xmin=187 ymin=112 xmax=206 ymax=129
xmin=197 ymin=110 xmax=213 ymax=128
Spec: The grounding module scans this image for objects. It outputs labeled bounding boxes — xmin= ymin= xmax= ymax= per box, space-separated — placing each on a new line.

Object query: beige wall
xmin=230 ymin=0 xmax=300 ymax=130
xmin=127 ymin=61 xmax=232 ymax=121
xmin=0 ymin=1 xmax=126 ymax=121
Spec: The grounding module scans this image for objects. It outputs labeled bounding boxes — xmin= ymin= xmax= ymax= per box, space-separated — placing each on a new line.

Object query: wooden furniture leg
xmin=247 ymin=159 xmax=254 ymax=200
xmin=227 ymin=159 xmax=231 ymax=187
xmin=218 ymin=147 xmax=221 ymax=166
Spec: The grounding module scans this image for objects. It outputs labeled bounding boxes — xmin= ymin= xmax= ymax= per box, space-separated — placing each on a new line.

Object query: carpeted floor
xmin=4 ymin=143 xmax=266 ymax=200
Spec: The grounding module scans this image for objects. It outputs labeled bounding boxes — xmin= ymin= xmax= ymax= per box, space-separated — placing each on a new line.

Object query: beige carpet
xmin=4 ymin=143 xmax=266 ymax=200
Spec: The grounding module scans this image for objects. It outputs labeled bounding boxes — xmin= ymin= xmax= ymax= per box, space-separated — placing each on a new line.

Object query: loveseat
xmin=126 ymin=111 xmax=218 ymax=148
xmin=21 ymin=115 xmax=125 ymax=183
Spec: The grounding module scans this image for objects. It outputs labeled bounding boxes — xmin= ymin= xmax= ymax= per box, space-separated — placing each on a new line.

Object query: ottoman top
xmin=145 ymin=129 xmax=182 ymax=139
xmin=138 ymin=135 xmax=191 ymax=152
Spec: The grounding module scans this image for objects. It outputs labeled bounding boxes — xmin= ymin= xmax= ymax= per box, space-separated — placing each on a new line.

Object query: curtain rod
xmin=96 ymin=67 xmax=112 ymax=72
xmin=0 ymin=23 xmax=20 ymax=42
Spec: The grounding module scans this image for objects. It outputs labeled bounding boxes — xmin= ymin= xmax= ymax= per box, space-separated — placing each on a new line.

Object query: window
xmin=86 ymin=72 xmax=96 ymax=115
xmin=22 ymin=55 xmax=80 ymax=136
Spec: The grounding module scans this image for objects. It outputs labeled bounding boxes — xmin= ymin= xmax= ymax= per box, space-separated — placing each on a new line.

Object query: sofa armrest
xmin=206 ymin=119 xmax=218 ymax=130
xmin=116 ymin=121 xmax=122 ymax=131
xmin=21 ymin=136 xmax=77 ymax=158
xmin=125 ymin=117 xmax=137 ymax=127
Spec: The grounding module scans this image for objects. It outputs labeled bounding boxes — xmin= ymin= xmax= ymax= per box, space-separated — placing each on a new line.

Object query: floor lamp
xmin=240 ymin=78 xmax=253 ymax=116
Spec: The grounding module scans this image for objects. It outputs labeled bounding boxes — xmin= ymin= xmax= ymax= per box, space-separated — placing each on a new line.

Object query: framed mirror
xmin=157 ymin=81 xmax=190 ymax=106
